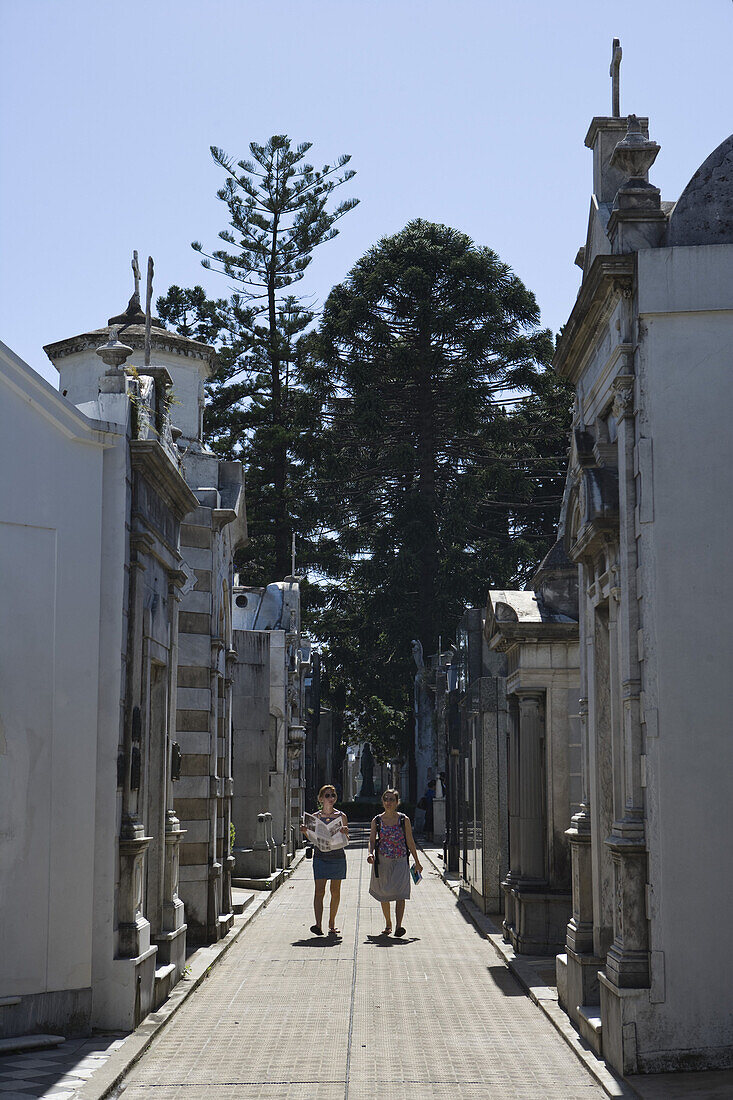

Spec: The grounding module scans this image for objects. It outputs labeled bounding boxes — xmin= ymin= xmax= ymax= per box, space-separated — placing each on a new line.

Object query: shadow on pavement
xmin=363 ymin=935 xmax=420 ymax=947
xmin=485 ymin=963 xmax=526 ymax=996
xmin=291 ymin=937 xmax=343 ymax=947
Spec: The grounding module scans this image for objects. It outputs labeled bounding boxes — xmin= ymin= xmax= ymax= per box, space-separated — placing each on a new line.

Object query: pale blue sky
xmin=1 ymin=0 xmax=731 ymax=385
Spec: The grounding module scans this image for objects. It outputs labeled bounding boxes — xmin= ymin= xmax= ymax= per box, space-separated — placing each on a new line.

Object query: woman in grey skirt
xmin=367 ymin=788 xmax=422 ymax=936
xmin=301 ymin=784 xmax=348 ymax=937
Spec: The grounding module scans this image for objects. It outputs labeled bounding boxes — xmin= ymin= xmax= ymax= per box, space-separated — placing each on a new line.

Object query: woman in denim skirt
xmin=301 ymin=784 xmax=349 ymax=936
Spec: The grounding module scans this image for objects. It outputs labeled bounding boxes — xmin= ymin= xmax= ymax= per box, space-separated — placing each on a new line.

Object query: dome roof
xmin=668 ymin=134 xmax=733 ymax=247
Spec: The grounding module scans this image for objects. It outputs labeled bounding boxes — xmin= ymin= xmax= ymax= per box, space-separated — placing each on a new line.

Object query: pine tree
xmin=305 ymin=219 xmax=572 ymax=770
xmin=159 ymin=136 xmax=358 ymax=579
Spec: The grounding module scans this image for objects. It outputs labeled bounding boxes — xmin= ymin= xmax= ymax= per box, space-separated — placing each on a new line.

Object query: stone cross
xmin=131 ymin=250 xmax=141 ymax=299
xmin=144 ymin=256 xmax=154 ymax=366
xmin=610 ymin=38 xmax=622 ymax=117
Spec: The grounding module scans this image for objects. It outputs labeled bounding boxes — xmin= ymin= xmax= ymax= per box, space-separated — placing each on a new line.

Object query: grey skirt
xmin=369 ymin=855 xmax=411 ymax=901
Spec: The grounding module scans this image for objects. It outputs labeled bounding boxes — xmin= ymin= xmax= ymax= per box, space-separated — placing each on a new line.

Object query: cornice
xmin=0 ymin=338 xmax=120 ymax=445
xmin=44 ymin=324 xmax=215 ymax=370
xmin=129 ymin=439 xmax=199 ymax=519
xmin=553 ymin=254 xmax=635 ymax=385
xmin=489 ymin=621 xmax=578 ymax=652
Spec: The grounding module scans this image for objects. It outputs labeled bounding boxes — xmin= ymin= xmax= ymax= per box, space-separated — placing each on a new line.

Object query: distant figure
xmin=360 ymin=741 xmax=376 ymax=798
xmin=367 ymin=788 xmax=423 ymax=937
xmin=417 ymin=778 xmax=436 ymax=835
xmin=425 ymin=778 xmax=436 ymax=835
xmin=411 ymin=638 xmax=425 ymax=681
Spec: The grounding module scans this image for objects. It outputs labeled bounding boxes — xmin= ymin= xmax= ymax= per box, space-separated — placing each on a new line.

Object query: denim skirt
xmin=313 ymin=850 xmax=347 ymax=880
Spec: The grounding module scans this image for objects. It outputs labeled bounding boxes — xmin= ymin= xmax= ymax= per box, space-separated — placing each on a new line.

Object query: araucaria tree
xmin=308 ymin=219 xmax=571 ymax=765
xmin=159 ymin=136 xmax=358 ymax=579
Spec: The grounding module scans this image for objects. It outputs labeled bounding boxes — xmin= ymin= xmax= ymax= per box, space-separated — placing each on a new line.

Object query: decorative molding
xmin=612 ymin=373 xmax=635 ymax=421
xmin=553 ymin=255 xmax=635 ymax=385
xmin=129 ymin=439 xmax=199 ymax=519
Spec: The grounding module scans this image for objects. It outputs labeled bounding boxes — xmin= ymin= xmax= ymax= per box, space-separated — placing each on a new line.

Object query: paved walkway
xmin=120 ymin=826 xmax=602 ymax=1099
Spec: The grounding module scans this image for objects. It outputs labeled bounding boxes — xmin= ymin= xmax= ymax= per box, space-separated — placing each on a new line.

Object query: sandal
xmin=394 ymin=926 xmax=406 ymax=937
xmin=310 ymin=924 xmax=324 ymax=936
xmin=328 ymin=926 xmax=341 ymax=936
xmin=381 ymin=926 xmax=392 ymax=936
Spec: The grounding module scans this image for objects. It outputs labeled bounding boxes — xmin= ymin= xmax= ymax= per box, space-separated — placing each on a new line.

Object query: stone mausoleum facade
xmin=554 ymin=74 xmax=733 ymax=1073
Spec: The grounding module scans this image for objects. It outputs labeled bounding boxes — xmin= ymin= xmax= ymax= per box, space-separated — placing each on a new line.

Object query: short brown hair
xmin=381 ymin=788 xmax=400 ymax=806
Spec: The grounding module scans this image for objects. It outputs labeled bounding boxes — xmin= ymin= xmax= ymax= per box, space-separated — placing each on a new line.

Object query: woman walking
xmin=367 ymin=788 xmax=422 ymax=936
xmin=301 ymin=784 xmax=348 ymax=937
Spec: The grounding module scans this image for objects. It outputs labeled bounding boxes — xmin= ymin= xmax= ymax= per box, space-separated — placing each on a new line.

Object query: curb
xmin=417 ymin=844 xmax=636 ymax=1100
xmin=77 ymin=850 xmax=307 ymax=1100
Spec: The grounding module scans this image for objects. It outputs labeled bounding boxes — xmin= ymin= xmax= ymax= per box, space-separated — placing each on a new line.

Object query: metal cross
xmin=610 ymin=38 xmax=622 ymax=117
xmin=131 ymin=250 xmax=141 ymax=298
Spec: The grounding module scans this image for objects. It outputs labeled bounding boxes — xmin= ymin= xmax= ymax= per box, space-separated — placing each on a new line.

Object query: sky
xmin=1 ymin=0 xmax=732 ymax=386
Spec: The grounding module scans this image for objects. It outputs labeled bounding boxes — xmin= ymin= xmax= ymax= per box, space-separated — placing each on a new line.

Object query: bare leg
xmin=329 ymin=880 xmax=342 ymax=931
xmin=380 ymin=901 xmax=392 ymax=932
xmin=313 ymin=880 xmax=326 ymax=931
xmin=395 ymin=899 xmax=406 ymax=934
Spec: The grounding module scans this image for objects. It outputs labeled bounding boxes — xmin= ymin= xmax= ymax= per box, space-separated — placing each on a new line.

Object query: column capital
xmin=612 ymin=373 xmax=635 ymax=421
xmin=515 ymin=689 xmax=545 ymax=708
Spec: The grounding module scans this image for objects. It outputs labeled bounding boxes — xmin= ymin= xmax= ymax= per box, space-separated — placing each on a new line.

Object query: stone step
xmin=0 ymin=1034 xmax=65 ymax=1055
xmin=231 ymin=888 xmax=256 ymax=915
xmin=556 ymin=952 xmax=568 ymax=1010
xmin=232 ymin=869 xmax=284 ymax=891
xmin=153 ymin=962 xmax=177 ymax=1011
xmin=577 ymin=1004 xmax=603 ymax=1055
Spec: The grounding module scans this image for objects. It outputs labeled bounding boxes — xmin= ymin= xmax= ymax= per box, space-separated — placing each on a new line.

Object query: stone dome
xmin=668 ymin=133 xmax=733 ymax=247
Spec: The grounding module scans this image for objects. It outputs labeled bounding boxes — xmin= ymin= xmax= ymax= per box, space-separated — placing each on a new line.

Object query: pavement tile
xmin=121 ymin=826 xmax=603 ymax=1099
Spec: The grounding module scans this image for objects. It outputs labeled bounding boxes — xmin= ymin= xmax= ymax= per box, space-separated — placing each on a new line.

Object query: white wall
xmin=0 ymin=342 xmax=115 ymax=1002
xmin=637 ymin=244 xmax=733 ymax=1054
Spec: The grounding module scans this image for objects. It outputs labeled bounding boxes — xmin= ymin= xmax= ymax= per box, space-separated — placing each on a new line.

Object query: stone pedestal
xmin=502 ymin=885 xmax=571 ymax=955
xmin=155 ymin=823 xmax=187 ymax=976
xmin=599 ymin=971 xmax=650 ymax=1074
xmin=566 ymin=809 xmax=594 ymax=955
xmin=562 ymin=804 xmax=605 ymax=1011
xmin=432 ymin=796 xmax=446 ymax=842
xmin=604 ymin=835 xmax=649 ymax=989
xmin=118 ymin=834 xmax=153 ymax=958
xmin=263 ymin=811 xmax=275 ymax=866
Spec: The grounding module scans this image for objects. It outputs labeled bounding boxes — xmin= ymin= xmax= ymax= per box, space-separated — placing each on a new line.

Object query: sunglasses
xmin=322 ymin=793 xmax=336 ymax=799
xmin=383 ymin=796 xmax=397 ymax=802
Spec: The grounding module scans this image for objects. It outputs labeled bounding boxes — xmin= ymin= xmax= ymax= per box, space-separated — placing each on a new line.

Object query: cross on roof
xmin=610 ymin=38 xmax=622 ymax=117
xmin=131 ymin=250 xmax=141 ymax=298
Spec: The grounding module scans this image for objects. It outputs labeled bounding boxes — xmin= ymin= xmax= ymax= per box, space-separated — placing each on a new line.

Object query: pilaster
xmin=603 ymin=372 xmax=649 ymax=989
xmin=516 ymin=691 xmax=546 ymax=885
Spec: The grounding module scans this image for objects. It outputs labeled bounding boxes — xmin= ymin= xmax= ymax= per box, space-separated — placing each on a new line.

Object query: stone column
xmin=220 ymin=647 xmax=237 ymax=920
xmin=207 ymin=640 xmax=224 ymax=939
xmin=517 ymin=691 xmax=546 ymax=884
xmin=604 ymin=373 xmax=649 ymax=989
xmin=565 ymin=699 xmax=594 ymax=955
xmin=162 ymin=577 xmax=186 ymax=953
xmin=119 ymin=540 xmax=153 ymax=960
xmin=502 ymin=698 xmax=521 ymax=937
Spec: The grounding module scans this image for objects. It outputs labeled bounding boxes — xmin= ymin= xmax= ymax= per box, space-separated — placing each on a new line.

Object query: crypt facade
xmin=554 ymin=44 xmax=733 ymax=1075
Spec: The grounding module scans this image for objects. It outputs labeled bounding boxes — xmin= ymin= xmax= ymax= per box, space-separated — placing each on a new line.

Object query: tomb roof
xmin=44 ymin=320 xmax=215 ymax=370
xmin=668 ymin=133 xmax=733 ymax=247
